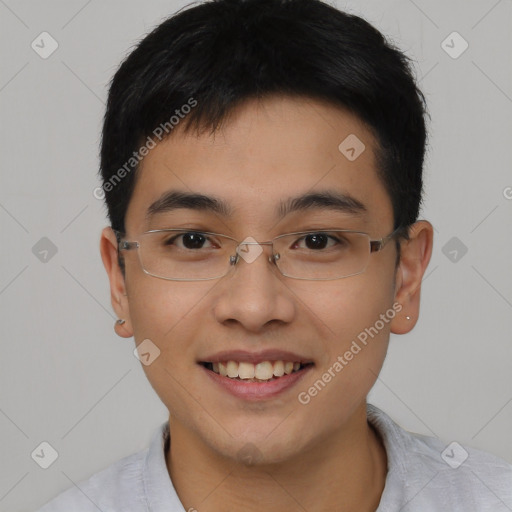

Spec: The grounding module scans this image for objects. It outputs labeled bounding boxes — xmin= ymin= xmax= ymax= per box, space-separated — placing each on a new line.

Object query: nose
xmin=212 ymin=241 xmax=295 ymax=333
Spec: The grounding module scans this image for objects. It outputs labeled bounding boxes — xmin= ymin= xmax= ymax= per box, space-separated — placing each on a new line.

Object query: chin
xmin=204 ymin=421 xmax=311 ymax=467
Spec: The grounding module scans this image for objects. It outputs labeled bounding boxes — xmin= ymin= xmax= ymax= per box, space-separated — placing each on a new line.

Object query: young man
xmin=37 ymin=0 xmax=512 ymax=510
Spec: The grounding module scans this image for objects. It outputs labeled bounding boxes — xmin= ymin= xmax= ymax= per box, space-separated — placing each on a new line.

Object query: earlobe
xmin=390 ymin=220 xmax=434 ymax=335
xmin=114 ymin=317 xmax=133 ymax=338
xmin=100 ymin=227 xmax=134 ymax=338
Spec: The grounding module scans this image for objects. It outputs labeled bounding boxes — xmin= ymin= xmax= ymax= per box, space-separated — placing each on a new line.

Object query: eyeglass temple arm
xmin=370 ymin=226 xmax=405 ymax=253
xmin=112 ymin=229 xmax=138 ymax=251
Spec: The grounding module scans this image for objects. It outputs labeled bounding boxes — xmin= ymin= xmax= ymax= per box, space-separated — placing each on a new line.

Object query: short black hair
xmin=100 ymin=0 xmax=428 ymax=244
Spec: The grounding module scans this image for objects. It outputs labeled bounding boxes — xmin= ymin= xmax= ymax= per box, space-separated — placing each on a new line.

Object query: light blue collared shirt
xmin=36 ymin=404 xmax=512 ymax=511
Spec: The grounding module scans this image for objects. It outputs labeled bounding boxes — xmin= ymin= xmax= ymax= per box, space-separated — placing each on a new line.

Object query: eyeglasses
xmin=114 ymin=226 xmax=403 ymax=281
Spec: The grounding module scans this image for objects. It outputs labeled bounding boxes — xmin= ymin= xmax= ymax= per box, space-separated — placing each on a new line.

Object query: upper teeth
xmin=211 ymin=361 xmax=302 ymax=380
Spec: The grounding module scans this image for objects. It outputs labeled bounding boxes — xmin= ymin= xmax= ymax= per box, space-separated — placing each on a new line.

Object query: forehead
xmin=125 ymin=96 xmax=393 ymax=234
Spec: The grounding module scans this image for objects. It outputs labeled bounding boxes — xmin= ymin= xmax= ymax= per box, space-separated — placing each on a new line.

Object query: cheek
xmin=306 ymin=270 xmax=395 ymax=340
xmin=292 ymin=279 xmax=395 ymax=432
xmin=128 ymin=276 xmax=203 ymax=337
xmin=126 ymin=279 xmax=210 ymax=414
xmin=127 ymin=277 xmax=215 ymax=375
xmin=301 ymin=272 xmax=396 ymax=390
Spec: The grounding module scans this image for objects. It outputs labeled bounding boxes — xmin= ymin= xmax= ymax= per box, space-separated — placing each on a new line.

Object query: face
xmin=102 ymin=96 xmax=427 ymax=464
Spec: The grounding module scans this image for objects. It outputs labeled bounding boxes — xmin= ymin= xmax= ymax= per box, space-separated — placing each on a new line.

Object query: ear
xmin=390 ymin=220 xmax=434 ymax=335
xmin=100 ymin=227 xmax=134 ymax=338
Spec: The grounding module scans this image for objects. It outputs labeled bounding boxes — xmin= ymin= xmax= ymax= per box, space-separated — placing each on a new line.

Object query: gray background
xmin=0 ymin=0 xmax=511 ymax=510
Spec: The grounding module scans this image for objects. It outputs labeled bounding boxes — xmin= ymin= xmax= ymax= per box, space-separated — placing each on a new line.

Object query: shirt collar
xmin=142 ymin=420 xmax=185 ymax=511
xmin=141 ymin=404 xmax=405 ymax=511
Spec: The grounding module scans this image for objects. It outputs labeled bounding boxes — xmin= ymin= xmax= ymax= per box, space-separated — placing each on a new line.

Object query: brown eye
xmin=303 ymin=233 xmax=329 ymax=250
xmin=292 ymin=232 xmax=341 ymax=251
xmin=165 ymin=232 xmax=211 ymax=249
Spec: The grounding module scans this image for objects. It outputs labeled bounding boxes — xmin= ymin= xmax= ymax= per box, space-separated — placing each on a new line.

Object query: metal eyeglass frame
xmin=113 ymin=226 xmax=404 ymax=281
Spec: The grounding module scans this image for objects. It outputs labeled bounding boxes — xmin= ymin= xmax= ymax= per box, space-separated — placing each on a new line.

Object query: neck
xmin=166 ymin=402 xmax=387 ymax=512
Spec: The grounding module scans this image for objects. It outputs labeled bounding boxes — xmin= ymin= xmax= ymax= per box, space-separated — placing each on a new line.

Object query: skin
xmin=100 ymin=95 xmax=433 ymax=512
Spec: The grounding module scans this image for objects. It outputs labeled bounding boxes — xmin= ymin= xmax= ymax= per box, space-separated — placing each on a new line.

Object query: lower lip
xmin=201 ymin=364 xmax=313 ymax=401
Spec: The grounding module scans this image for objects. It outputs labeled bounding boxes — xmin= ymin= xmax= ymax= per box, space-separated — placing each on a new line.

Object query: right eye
xmin=164 ymin=232 xmax=214 ymax=250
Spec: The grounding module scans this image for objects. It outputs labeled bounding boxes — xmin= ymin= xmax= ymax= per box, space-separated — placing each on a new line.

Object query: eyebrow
xmin=278 ymin=190 xmax=366 ymax=218
xmin=146 ymin=191 xmax=232 ymax=219
xmin=146 ymin=189 xmax=367 ymax=220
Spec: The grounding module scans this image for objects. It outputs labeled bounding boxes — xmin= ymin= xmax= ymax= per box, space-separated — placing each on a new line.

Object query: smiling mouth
xmin=200 ymin=360 xmax=314 ymax=382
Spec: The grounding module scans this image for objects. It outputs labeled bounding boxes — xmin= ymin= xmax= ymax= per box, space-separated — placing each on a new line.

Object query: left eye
xmin=293 ymin=233 xmax=340 ymax=250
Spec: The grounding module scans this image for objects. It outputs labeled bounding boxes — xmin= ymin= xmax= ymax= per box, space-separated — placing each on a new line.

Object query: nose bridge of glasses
xmin=232 ymin=237 xmax=277 ymax=266
xmin=237 ymin=240 xmax=274 ymax=248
